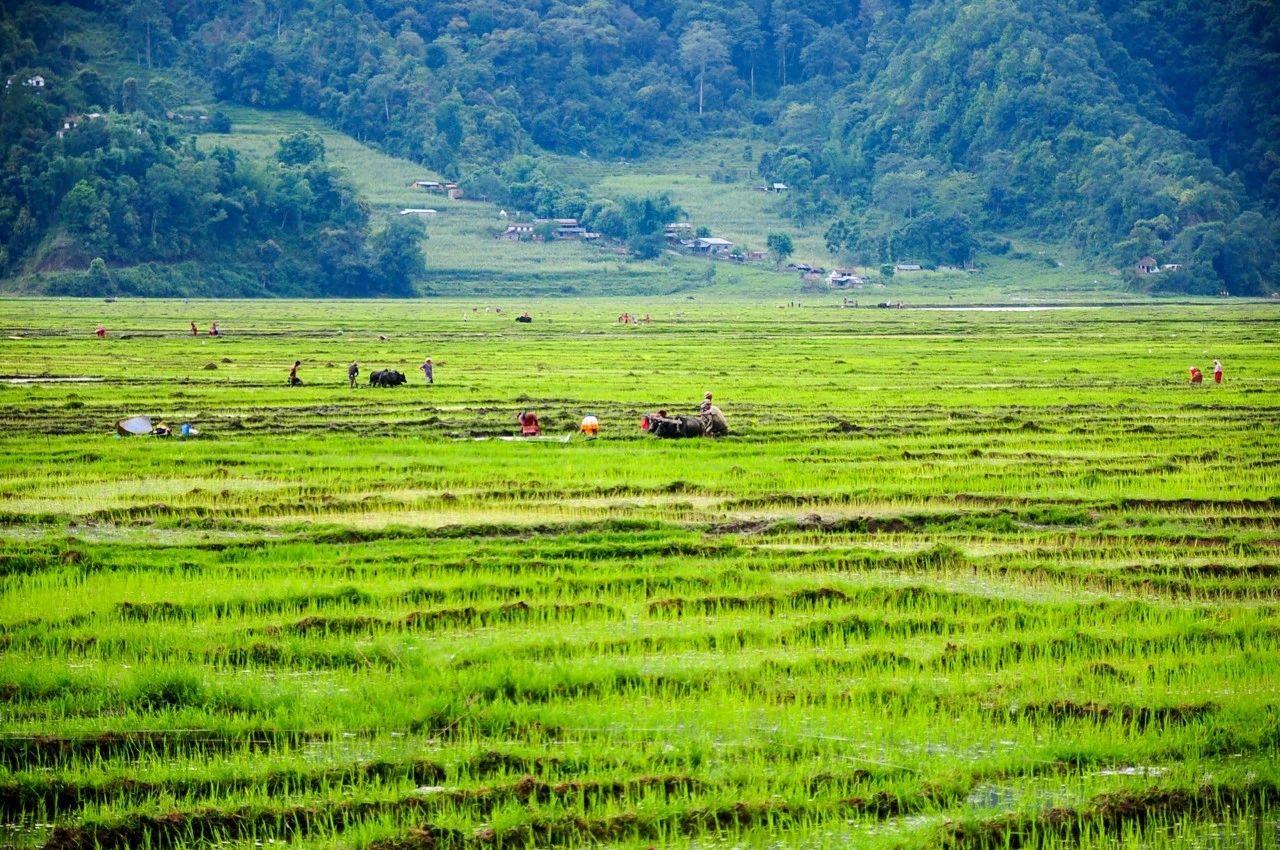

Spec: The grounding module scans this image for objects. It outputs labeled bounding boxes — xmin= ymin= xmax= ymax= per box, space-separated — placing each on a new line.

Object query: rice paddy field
xmin=1 ymin=297 xmax=1278 ymax=850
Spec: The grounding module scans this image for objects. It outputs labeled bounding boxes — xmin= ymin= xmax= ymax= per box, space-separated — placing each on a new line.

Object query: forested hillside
xmin=2 ymin=0 xmax=1278 ymax=296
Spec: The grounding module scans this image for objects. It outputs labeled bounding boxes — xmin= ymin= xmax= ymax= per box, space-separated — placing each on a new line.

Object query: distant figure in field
xmin=348 ymin=361 xmax=359 ymax=388
xmin=1189 ymin=366 xmax=1203 ymax=385
xmin=698 ymin=394 xmax=729 ymax=436
xmin=190 ymin=321 xmax=198 ymax=337
xmin=95 ymin=325 xmax=106 ymax=338
xmin=580 ymin=414 xmax=599 ymax=437
xmin=1213 ymin=359 xmax=1223 ymax=384
xmin=421 ymin=358 xmax=433 ymax=384
xmin=209 ymin=322 xmax=220 ymax=337
xmin=516 ymin=311 xmax=533 ymax=323
xmin=642 ymin=313 xmax=652 ymax=324
xmin=517 ymin=411 xmax=541 ymax=436
xmin=289 ymin=360 xmax=302 ymax=387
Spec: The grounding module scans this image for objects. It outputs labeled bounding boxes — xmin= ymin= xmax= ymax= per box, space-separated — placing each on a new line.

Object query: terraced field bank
xmin=0 ymin=298 xmax=1277 ymax=849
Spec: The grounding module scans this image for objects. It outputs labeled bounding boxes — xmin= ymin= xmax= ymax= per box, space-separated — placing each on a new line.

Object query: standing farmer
xmin=1213 ymin=359 xmax=1223 ymax=384
xmin=190 ymin=321 xmax=199 ymax=337
xmin=348 ymin=361 xmax=359 ymax=388
xmin=421 ymin=358 xmax=433 ymax=385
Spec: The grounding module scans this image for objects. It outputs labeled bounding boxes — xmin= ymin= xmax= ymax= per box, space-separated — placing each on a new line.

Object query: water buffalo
xmin=369 ymin=369 xmax=407 ymax=387
xmin=644 ymin=413 xmax=706 ymax=439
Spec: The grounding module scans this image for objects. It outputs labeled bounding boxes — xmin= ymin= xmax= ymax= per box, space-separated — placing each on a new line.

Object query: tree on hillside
xmin=370 ymin=216 xmax=426 ymax=296
xmin=276 ymin=131 xmax=325 ymax=166
xmin=620 ymin=194 xmax=684 ymax=259
xmin=679 ymin=23 xmax=730 ymax=116
xmin=766 ymin=233 xmax=794 ymax=269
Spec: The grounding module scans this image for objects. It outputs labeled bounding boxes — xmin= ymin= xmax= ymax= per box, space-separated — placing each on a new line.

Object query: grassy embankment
xmin=197 ymin=106 xmax=1125 ymax=302
xmin=0 ymin=299 xmax=1277 ymax=849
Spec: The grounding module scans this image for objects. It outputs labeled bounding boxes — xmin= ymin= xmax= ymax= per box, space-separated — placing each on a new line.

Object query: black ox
xmin=643 ymin=413 xmax=707 ymax=439
xmin=369 ymin=369 xmax=407 ymax=387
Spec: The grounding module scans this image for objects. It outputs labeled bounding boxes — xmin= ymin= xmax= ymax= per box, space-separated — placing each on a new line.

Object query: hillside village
xmin=396 ymin=174 xmax=932 ymax=291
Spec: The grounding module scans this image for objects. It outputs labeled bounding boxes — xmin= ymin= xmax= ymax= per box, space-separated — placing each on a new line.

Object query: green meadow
xmin=192 ymin=106 xmax=1120 ymax=302
xmin=0 ymin=297 xmax=1278 ymax=849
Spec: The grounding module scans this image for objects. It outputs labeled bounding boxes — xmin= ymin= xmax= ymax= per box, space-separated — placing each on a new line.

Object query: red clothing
xmin=1190 ymin=368 xmax=1203 ymax=384
xmin=519 ymin=413 xmax=541 ymax=436
xmin=95 ymin=327 xmax=106 ymax=338
xmin=1214 ymin=368 xmax=1223 ymax=383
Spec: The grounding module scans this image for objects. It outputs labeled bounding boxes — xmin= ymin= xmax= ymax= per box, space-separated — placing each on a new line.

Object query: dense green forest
xmin=2 ymin=0 xmax=1278 ymax=295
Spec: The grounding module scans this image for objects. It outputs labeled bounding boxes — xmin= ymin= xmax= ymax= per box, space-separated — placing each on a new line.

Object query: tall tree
xmin=679 ymin=22 xmax=730 ymax=115
xmin=766 ymin=232 xmax=793 ymax=269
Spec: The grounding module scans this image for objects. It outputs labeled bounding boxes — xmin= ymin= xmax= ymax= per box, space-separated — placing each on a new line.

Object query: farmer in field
xmin=1189 ymin=366 xmax=1203 ymax=385
xmin=190 ymin=321 xmax=198 ymax=336
xmin=699 ymin=398 xmax=729 ymax=436
xmin=289 ymin=360 xmax=302 ymax=387
xmin=209 ymin=321 xmax=220 ymax=337
xmin=421 ymin=358 xmax=433 ymax=384
xmin=95 ymin=324 xmax=106 ymax=338
xmin=1213 ymin=359 xmax=1223 ymax=384
xmin=517 ymin=411 xmax=541 ymax=437
xmin=348 ymin=361 xmax=359 ymax=388
xmin=580 ymin=414 xmax=599 ymax=437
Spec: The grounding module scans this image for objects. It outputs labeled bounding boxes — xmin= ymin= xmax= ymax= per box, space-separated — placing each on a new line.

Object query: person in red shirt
xmin=1213 ymin=359 xmax=1223 ymax=384
xmin=517 ymin=411 xmax=541 ymax=436
xmin=95 ymin=325 xmax=106 ymax=338
xmin=1189 ymin=366 xmax=1203 ymax=385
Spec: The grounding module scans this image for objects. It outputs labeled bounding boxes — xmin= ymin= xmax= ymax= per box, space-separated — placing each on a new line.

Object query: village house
xmin=1160 ymin=263 xmax=1182 ymax=273
xmin=411 ymin=179 xmax=464 ymax=199
xmin=895 ymin=263 xmax=923 ymax=272
xmin=664 ymin=222 xmax=693 ymax=242
xmin=1135 ymin=256 xmax=1159 ymax=274
xmin=55 ymin=112 xmax=102 ymax=139
xmin=399 ymin=208 xmax=438 ymax=218
xmin=693 ymin=237 xmax=735 ymax=256
xmin=553 ymin=218 xmax=586 ymax=238
xmin=23 ymin=74 xmax=46 ymax=88
xmin=827 ymin=269 xmax=864 ymax=288
xmin=498 ymin=222 xmax=536 ymax=241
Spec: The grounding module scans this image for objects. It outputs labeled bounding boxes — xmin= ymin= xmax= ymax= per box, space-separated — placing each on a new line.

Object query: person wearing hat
xmin=698 ymin=392 xmax=729 ymax=436
xmin=580 ymin=414 xmax=599 ymax=438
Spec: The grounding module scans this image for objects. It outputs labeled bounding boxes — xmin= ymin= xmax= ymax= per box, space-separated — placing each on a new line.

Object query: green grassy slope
xmin=194 ymin=106 xmax=706 ymax=297
xmin=195 ymin=106 xmax=1131 ymax=303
